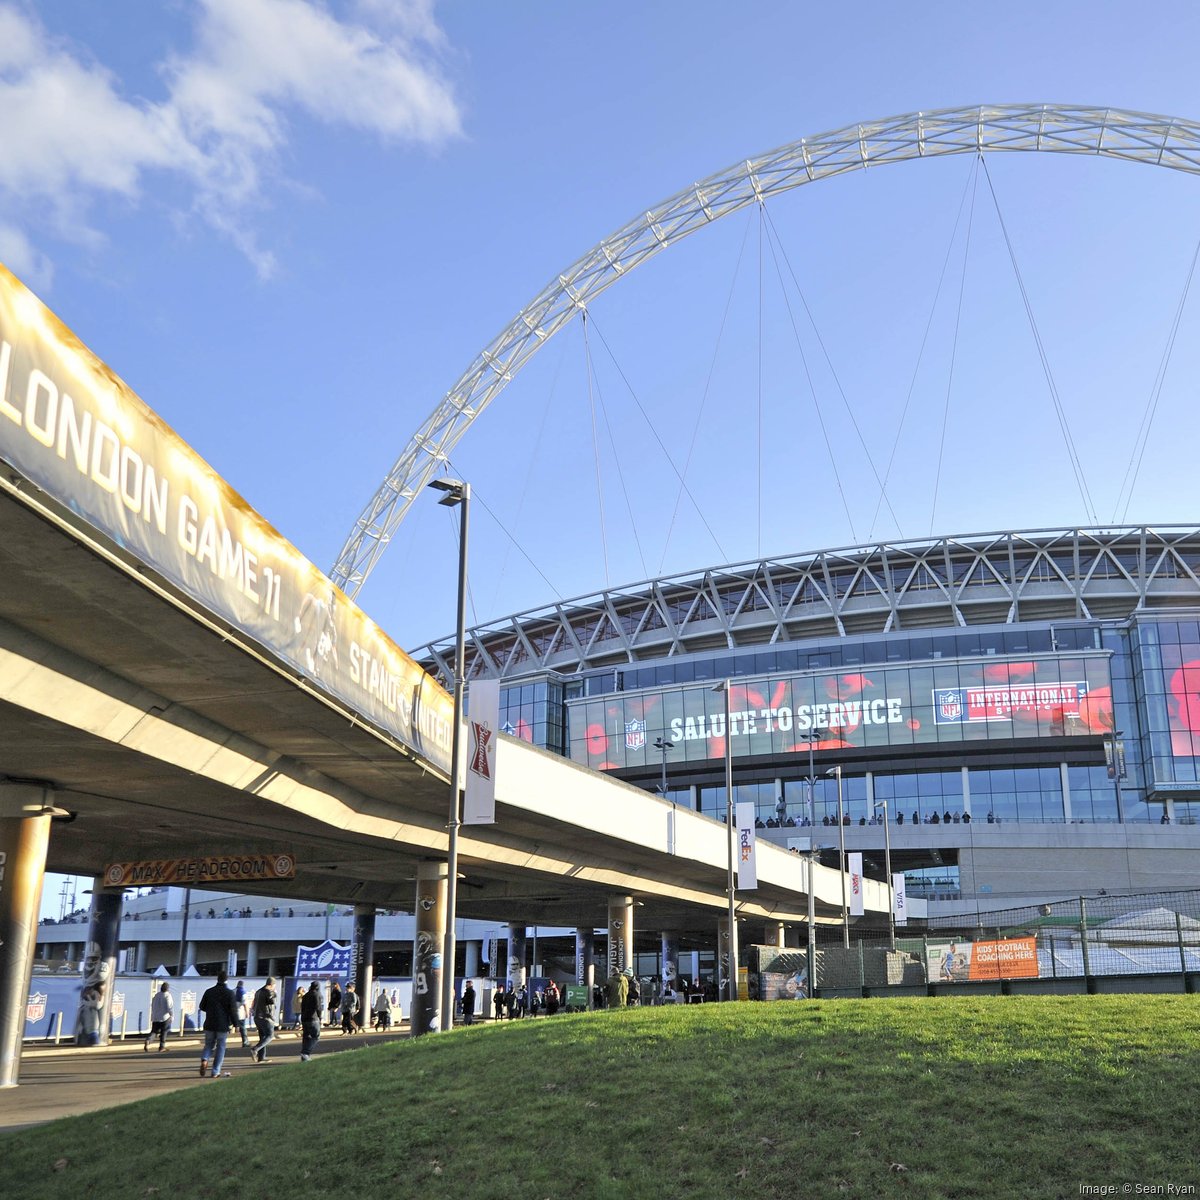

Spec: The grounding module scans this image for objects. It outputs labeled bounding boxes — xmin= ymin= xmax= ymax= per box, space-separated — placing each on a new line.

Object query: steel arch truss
xmin=416 ymin=526 xmax=1200 ymax=681
xmin=332 ymin=103 xmax=1200 ymax=595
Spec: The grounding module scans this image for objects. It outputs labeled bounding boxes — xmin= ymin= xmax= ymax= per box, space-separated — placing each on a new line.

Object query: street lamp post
xmin=652 ymin=737 xmax=674 ymax=797
xmin=826 ymin=765 xmax=850 ymax=948
xmin=873 ymin=797 xmax=895 ymax=949
xmin=711 ymin=680 xmax=738 ymax=1002
xmin=801 ymin=735 xmax=817 ymax=995
xmin=430 ymin=477 xmax=470 ymax=1033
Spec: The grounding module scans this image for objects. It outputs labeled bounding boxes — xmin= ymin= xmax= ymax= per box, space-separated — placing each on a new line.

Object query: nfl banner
xmin=892 ymin=872 xmax=908 ymax=925
xmin=849 ymin=852 xmax=864 ymax=916
xmin=295 ymin=940 xmax=352 ymax=977
xmin=735 ymin=801 xmax=758 ymax=890
xmin=463 ymin=679 xmax=500 ymax=825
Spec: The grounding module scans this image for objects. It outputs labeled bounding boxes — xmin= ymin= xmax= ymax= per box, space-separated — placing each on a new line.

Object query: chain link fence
xmin=750 ymin=888 xmax=1200 ymax=996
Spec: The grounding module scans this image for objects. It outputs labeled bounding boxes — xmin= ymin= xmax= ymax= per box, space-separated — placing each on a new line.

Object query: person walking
xmin=144 ymin=981 xmax=173 ymax=1052
xmin=493 ymin=985 xmax=505 ymax=1022
xmin=234 ymin=980 xmax=250 ymax=1048
xmin=327 ymin=979 xmax=342 ymax=1028
xmin=372 ymin=987 xmax=391 ymax=1030
xmin=461 ymin=980 xmax=476 ymax=1026
xmin=198 ymin=970 xmax=237 ymax=1079
xmin=341 ymin=983 xmax=360 ymax=1034
xmin=545 ymin=979 xmax=559 ymax=1016
xmin=251 ymin=976 xmax=277 ymax=1063
xmin=299 ymin=980 xmax=322 ymax=1061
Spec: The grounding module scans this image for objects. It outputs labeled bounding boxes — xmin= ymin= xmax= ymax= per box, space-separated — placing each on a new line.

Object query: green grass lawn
xmin=2 ymin=995 xmax=1197 ymax=1199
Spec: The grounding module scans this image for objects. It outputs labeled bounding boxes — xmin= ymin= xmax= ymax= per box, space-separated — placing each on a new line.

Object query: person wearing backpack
xmin=250 ymin=976 xmax=277 ymax=1063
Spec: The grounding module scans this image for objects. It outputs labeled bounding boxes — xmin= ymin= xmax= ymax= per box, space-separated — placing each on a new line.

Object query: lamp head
xmin=429 ymin=477 xmax=467 ymax=506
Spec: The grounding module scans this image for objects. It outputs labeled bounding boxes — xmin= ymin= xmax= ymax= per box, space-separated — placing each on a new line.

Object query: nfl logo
xmin=26 ymin=992 xmax=47 ymax=1022
xmin=625 ymin=718 xmax=647 ymax=751
xmin=938 ymin=690 xmax=963 ymax=721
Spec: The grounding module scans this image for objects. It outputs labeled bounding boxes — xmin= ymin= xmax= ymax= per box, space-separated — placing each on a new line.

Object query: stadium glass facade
xmin=425 ymin=529 xmax=1200 ymax=913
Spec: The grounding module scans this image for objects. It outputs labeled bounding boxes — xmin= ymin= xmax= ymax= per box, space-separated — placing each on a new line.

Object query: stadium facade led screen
xmin=568 ymin=652 xmax=1115 ymax=771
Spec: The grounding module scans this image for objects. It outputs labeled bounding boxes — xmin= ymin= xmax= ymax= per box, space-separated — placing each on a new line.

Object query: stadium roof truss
xmin=332 ymin=103 xmax=1200 ymax=598
xmin=416 ymin=526 xmax=1200 ymax=682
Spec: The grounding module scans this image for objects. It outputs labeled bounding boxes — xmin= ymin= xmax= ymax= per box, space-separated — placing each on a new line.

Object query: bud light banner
xmin=568 ymin=652 xmax=1114 ymax=770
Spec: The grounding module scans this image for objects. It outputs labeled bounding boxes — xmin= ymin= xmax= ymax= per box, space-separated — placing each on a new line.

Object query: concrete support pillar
xmin=765 ymin=921 xmax=786 ymax=949
xmin=575 ymin=927 xmax=595 ymax=1009
xmin=352 ymin=905 xmax=375 ymax=1026
xmin=0 ymin=809 xmax=52 ymax=1088
xmin=135 ymin=941 xmax=148 ymax=974
xmin=463 ymin=939 xmax=481 ymax=978
xmin=506 ymin=923 xmax=527 ymax=989
xmin=1060 ymin=762 xmax=1072 ymax=821
xmin=75 ymin=877 xmax=122 ymax=1046
xmin=607 ymin=895 xmax=633 ymax=978
xmin=185 ymin=941 xmax=197 ymax=971
xmin=245 ymin=941 xmax=259 ymax=977
xmin=266 ymin=958 xmax=277 ymax=979
xmin=660 ymin=932 xmax=679 ymax=995
xmin=412 ymin=863 xmax=447 ymax=1037
xmin=784 ymin=925 xmax=802 ymax=949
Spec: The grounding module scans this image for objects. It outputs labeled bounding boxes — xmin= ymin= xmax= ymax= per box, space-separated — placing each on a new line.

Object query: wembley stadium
xmin=417 ymin=524 xmax=1200 ymax=920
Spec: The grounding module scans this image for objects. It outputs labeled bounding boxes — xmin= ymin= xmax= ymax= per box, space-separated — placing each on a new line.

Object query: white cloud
xmin=0 ymin=1 xmax=462 ymax=283
xmin=0 ymin=222 xmax=53 ymax=292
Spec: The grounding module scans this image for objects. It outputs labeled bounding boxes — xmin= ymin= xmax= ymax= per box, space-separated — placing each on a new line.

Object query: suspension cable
xmin=658 ymin=211 xmax=753 ymax=573
xmin=760 ymin=213 xmax=858 ymax=541
xmin=979 ymin=157 xmax=1098 ymax=525
xmin=868 ymin=157 xmax=979 ymax=540
xmin=445 ymin=458 xmax=563 ymax=605
xmin=930 ymin=159 xmax=980 ymax=535
xmin=486 ymin=333 xmax=568 ymax=616
xmin=758 ymin=201 xmax=765 ymax=559
xmin=582 ymin=313 xmax=611 ymax=587
xmin=762 ymin=205 xmax=903 ymax=538
xmin=1114 ymin=230 xmax=1200 ymax=522
xmin=587 ymin=333 xmax=650 ymax=580
xmin=587 ymin=316 xmax=729 ymax=564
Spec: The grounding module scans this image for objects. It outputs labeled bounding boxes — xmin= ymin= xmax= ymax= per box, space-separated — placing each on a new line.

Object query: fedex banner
xmin=569 ymin=652 xmax=1114 ymax=771
xmin=0 ymin=265 xmax=453 ymax=775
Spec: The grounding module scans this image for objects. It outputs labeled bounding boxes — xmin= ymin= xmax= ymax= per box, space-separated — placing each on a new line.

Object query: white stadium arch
xmin=331 ymin=103 xmax=1200 ymax=597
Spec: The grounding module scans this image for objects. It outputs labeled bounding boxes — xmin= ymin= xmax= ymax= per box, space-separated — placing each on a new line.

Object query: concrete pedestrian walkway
xmin=0 ymin=1024 xmax=412 ymax=1133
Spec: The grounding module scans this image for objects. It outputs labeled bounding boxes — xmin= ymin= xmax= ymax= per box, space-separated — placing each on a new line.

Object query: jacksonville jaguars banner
xmin=0 ymin=265 xmax=453 ymax=776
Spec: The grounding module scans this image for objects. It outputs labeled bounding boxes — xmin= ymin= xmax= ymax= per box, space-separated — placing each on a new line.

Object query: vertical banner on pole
xmin=734 ymin=801 xmax=758 ymax=890
xmin=352 ymin=905 xmax=376 ymax=1022
xmin=849 ymin=853 xmax=864 ymax=917
xmin=463 ymin=680 xmax=500 ymax=825
xmin=411 ymin=863 xmax=447 ymax=1037
xmin=893 ymin=873 xmax=908 ymax=925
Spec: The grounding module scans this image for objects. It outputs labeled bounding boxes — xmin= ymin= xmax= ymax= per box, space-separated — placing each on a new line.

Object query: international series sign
xmin=103 ymin=853 xmax=296 ymax=887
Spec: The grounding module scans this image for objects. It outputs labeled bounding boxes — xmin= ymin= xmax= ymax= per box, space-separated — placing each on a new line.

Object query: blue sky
xmin=7 ymin=2 xmax=1200 ymax=646
xmin=8 ymin=2 xmax=1200 ymax=914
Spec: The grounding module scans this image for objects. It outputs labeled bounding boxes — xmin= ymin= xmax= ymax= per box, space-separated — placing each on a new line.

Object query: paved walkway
xmin=0 ymin=1023 xmax=413 ymax=1134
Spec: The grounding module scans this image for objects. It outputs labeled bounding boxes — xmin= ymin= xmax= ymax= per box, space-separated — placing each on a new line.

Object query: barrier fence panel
xmin=750 ymin=887 xmax=1200 ymax=997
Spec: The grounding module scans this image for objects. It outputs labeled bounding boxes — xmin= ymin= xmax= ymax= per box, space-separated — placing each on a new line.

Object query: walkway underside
xmin=0 ymin=479 xmax=869 ymax=937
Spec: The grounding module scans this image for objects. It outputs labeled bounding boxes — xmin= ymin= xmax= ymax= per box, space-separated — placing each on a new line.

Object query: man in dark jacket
xmin=251 ymin=976 xmax=277 ymax=1063
xmin=198 ymin=969 xmax=238 ymax=1079
xmin=300 ymin=980 xmax=322 ymax=1061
